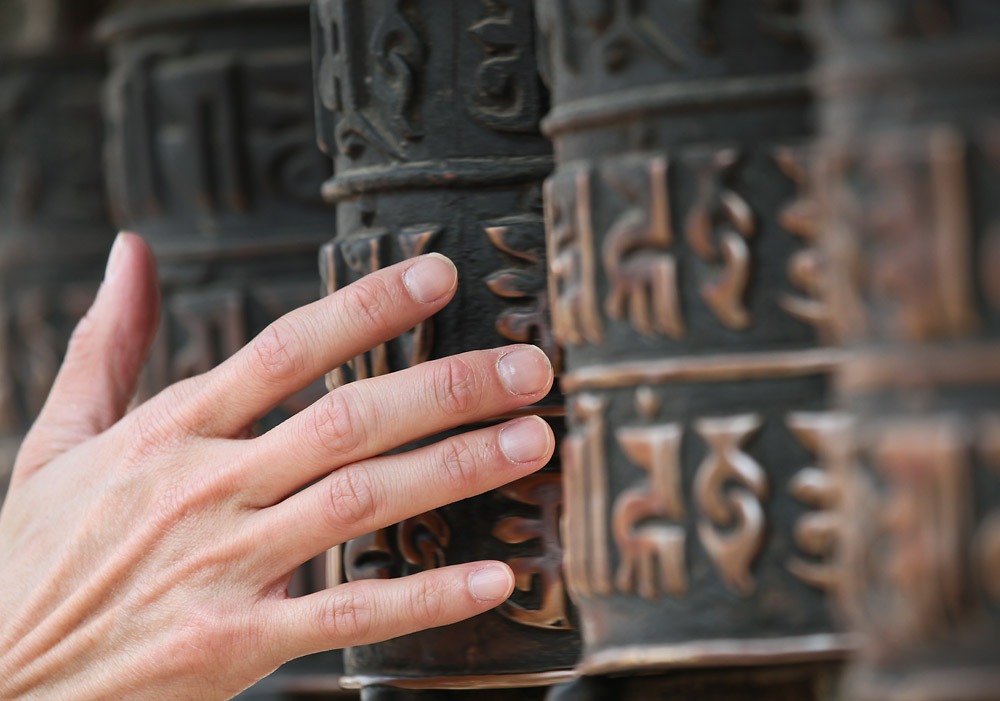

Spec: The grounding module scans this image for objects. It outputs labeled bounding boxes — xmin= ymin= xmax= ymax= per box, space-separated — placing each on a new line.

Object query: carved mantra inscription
xmin=467 ymin=0 xmax=544 ymax=132
xmin=565 ymin=390 xmax=841 ymax=601
xmin=825 ymin=126 xmax=982 ymax=345
xmin=845 ymin=416 xmax=1000 ymax=649
xmin=485 ymin=211 xmax=560 ymax=367
xmin=313 ymin=0 xmax=426 ymax=161
xmin=105 ymin=45 xmax=325 ymax=225
xmin=321 ymin=226 xmax=442 ymax=387
xmin=546 ymin=149 xmax=824 ymax=346
xmin=346 ymin=472 xmax=572 ymax=631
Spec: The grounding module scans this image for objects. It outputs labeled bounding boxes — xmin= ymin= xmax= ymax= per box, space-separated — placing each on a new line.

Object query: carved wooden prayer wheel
xmin=311 ymin=0 xmax=579 ymax=696
xmin=535 ymin=0 xmax=849 ymax=696
xmin=811 ymin=1 xmax=1000 ymax=698
xmin=0 ymin=0 xmax=113 ymax=506
xmin=98 ymin=2 xmax=351 ymax=696
xmin=99 ymin=0 xmax=332 ymax=427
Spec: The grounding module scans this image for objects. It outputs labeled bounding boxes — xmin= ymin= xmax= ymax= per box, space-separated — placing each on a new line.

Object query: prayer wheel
xmin=311 ymin=0 xmax=579 ymax=696
xmin=535 ymin=0 xmax=849 ymax=696
xmin=812 ymin=1 xmax=1000 ymax=698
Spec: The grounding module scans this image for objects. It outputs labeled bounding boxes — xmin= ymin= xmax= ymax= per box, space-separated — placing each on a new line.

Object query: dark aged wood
xmin=535 ymin=0 xmax=849 ymax=697
xmin=0 ymin=0 xmax=114 ymax=506
xmin=98 ymin=0 xmax=332 ymax=426
xmin=810 ymin=1 xmax=1000 ymax=699
xmin=97 ymin=2 xmax=352 ymax=697
xmin=312 ymin=0 xmax=579 ymax=695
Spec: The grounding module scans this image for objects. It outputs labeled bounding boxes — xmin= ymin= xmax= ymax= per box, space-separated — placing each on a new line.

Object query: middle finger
xmin=252 ymin=416 xmax=554 ymax=574
xmin=242 ymin=344 xmax=553 ymax=505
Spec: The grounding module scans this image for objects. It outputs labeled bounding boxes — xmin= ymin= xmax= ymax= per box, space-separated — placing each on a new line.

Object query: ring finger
xmin=252 ymin=416 xmax=554 ymax=575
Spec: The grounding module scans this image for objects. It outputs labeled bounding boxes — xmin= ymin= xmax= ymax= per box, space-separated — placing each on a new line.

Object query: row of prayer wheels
xmin=1 ymin=1 xmax=997 ymax=699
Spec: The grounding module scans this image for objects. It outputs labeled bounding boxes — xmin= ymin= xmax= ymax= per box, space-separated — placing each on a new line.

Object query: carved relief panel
xmin=812 ymin=1 xmax=1000 ymax=697
xmin=537 ymin=0 xmax=849 ymax=695
xmin=312 ymin=0 xmax=578 ymax=694
xmin=99 ymin=1 xmax=332 ymax=422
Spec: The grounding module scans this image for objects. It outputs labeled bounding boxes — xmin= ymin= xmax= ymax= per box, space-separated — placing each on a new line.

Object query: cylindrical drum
xmin=0 ymin=0 xmax=113 ymax=506
xmin=98 ymin=2 xmax=351 ymax=696
xmin=812 ymin=1 xmax=1000 ymax=698
xmin=311 ymin=0 xmax=578 ymax=696
xmin=536 ymin=0 xmax=849 ymax=695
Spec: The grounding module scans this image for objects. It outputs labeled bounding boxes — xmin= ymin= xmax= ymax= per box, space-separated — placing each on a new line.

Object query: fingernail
xmin=104 ymin=233 xmax=126 ymax=283
xmin=468 ymin=564 xmax=514 ymax=603
xmin=403 ymin=253 xmax=457 ymax=303
xmin=500 ymin=417 xmax=550 ymax=463
xmin=496 ymin=347 xmax=552 ymax=396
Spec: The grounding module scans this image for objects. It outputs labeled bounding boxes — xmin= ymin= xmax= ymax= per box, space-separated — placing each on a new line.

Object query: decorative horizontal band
xmin=580 ymin=634 xmax=857 ymax=677
xmin=323 ymin=156 xmax=555 ymax=201
xmin=818 ymin=40 xmax=1000 ymax=99
xmin=845 ymin=666 xmax=1000 ymax=701
xmin=148 ymin=232 xmax=332 ymax=264
xmin=838 ymin=343 xmax=1000 ymax=393
xmin=340 ymin=670 xmax=576 ymax=690
xmin=541 ymin=74 xmax=811 ymax=138
xmin=96 ymin=2 xmax=304 ymax=42
xmin=560 ymin=349 xmax=843 ymax=393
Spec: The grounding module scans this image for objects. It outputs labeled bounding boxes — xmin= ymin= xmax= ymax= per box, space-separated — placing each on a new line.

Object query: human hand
xmin=0 ymin=233 xmax=555 ymax=700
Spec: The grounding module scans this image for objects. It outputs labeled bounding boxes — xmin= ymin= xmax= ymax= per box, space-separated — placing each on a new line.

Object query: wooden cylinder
xmin=535 ymin=0 xmax=848 ymax=696
xmin=812 ymin=1 xmax=1000 ymax=698
xmin=311 ymin=0 xmax=579 ymax=695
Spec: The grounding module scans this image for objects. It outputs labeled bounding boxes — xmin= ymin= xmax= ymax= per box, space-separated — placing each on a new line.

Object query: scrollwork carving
xmin=786 ymin=412 xmax=850 ymax=591
xmin=694 ymin=414 xmax=767 ymax=596
xmin=775 ymin=146 xmax=829 ymax=335
xmin=685 ymin=149 xmax=756 ymax=331
xmin=314 ymin=0 xmax=425 ymax=161
xmin=493 ymin=473 xmax=572 ymax=630
xmin=467 ymin=0 xmax=544 ymax=132
xmin=485 ymin=214 xmax=560 ymax=367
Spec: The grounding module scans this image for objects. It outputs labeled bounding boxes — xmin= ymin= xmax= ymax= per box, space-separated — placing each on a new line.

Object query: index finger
xmin=185 ymin=253 xmax=458 ymax=438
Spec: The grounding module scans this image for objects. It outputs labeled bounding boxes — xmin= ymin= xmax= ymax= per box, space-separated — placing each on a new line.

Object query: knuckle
xmin=431 ymin=357 xmax=480 ymax=416
xmin=131 ymin=378 xmax=203 ymax=447
xmin=249 ymin=319 xmax=304 ymax=384
xmin=343 ymin=277 xmax=390 ymax=332
xmin=323 ymin=468 xmax=378 ymax=530
xmin=408 ymin=576 xmax=446 ymax=627
xmin=324 ymin=589 xmax=374 ymax=642
xmin=304 ymin=390 xmax=365 ymax=456
xmin=439 ymin=437 xmax=482 ymax=491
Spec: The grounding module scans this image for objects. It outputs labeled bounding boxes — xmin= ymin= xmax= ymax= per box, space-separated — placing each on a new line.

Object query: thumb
xmin=16 ymin=232 xmax=161 ymax=473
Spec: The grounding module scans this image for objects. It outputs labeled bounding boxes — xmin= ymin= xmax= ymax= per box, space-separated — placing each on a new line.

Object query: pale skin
xmin=0 ymin=233 xmax=555 ymax=700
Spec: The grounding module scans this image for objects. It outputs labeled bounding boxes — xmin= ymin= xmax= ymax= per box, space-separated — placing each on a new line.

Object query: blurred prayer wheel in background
xmin=97 ymin=1 xmax=351 ymax=697
xmin=0 ymin=0 xmax=113 ymax=507
xmin=311 ymin=0 xmax=579 ymax=697
xmin=811 ymin=0 xmax=1000 ymax=698
xmin=535 ymin=0 xmax=849 ymax=697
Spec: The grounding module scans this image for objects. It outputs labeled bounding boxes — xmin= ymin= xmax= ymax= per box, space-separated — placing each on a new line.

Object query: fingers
xmin=177 ymin=254 xmax=458 ymax=438
xmin=244 ymin=346 xmax=553 ymax=505
xmin=253 ymin=417 xmax=553 ymax=571
xmin=274 ymin=562 xmax=514 ymax=660
xmin=16 ymin=233 xmax=160 ymax=473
